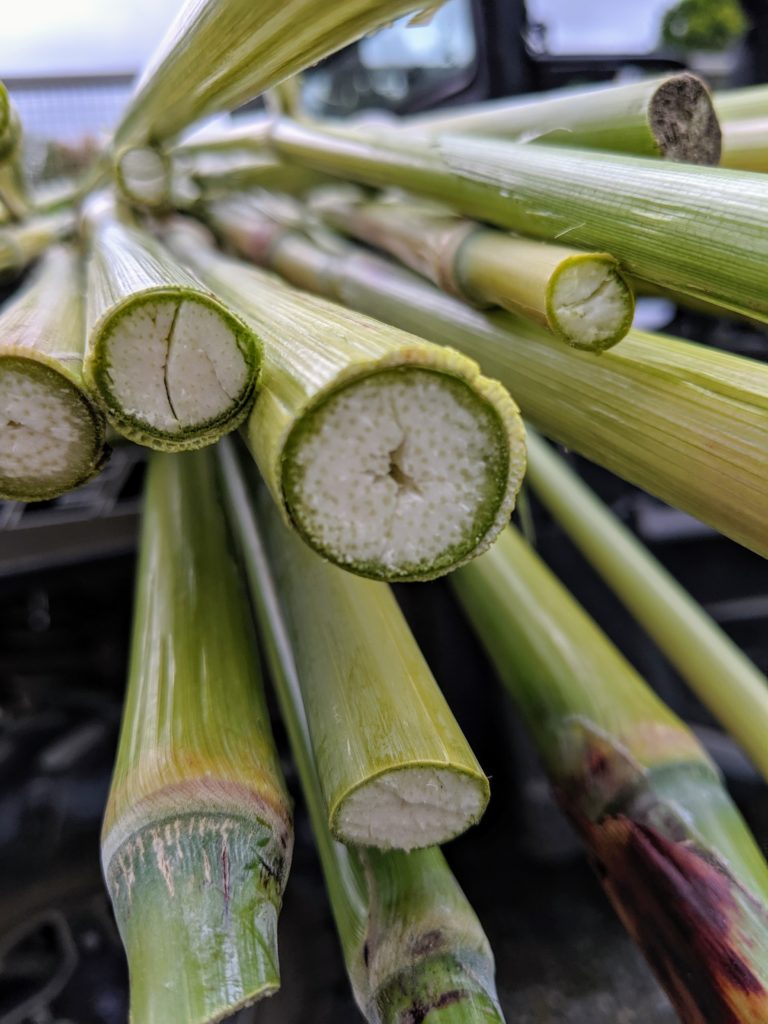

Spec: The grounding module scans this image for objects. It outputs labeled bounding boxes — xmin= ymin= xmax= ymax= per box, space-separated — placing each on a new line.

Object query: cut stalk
xmin=451 ymin=526 xmax=768 ymax=1024
xmin=403 ymin=73 xmax=721 ymax=164
xmin=270 ymin=119 xmax=768 ymax=320
xmin=114 ymin=144 xmax=172 ymax=209
xmin=217 ymin=436 xmax=505 ymax=1023
xmin=112 ymin=0 xmax=439 ymax=148
xmin=82 ymin=199 xmax=261 ymax=450
xmin=311 ymin=188 xmax=634 ymax=349
xmin=720 ymin=118 xmax=768 ymax=172
xmin=102 ymin=449 xmax=293 ymax=1024
xmin=715 ymin=85 xmax=768 ymax=122
xmin=525 ymin=430 xmax=768 ymax=778
xmin=215 ymin=217 xmax=768 ymax=558
xmin=182 ymin=151 xmax=333 ymax=203
xmin=0 ymin=208 xmax=76 ymax=283
xmin=0 ymin=245 xmax=108 ymax=502
xmin=164 ymin=218 xmax=525 ymax=582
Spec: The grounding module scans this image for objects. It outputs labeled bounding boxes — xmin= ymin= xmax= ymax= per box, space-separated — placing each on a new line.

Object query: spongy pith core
xmin=550 ymin=261 xmax=628 ymax=347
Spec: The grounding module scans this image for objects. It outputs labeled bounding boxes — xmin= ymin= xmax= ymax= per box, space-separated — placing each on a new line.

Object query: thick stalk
xmin=451 ymin=526 xmax=768 ymax=1024
xmin=114 ymin=145 xmax=172 ymax=209
xmin=218 ymin=218 xmax=768 ymax=559
xmin=270 ymin=119 xmax=768 ymax=321
xmin=720 ymin=118 xmax=768 ymax=172
xmin=82 ymin=199 xmax=260 ymax=450
xmin=525 ymin=430 xmax=768 ymax=777
xmin=164 ymin=218 xmax=524 ymax=582
xmin=311 ymin=188 xmax=634 ymax=349
xmin=0 ymin=208 xmax=76 ymax=283
xmin=0 ymin=245 xmax=108 ymax=502
xmin=177 ymin=151 xmax=332 ymax=207
xmin=715 ymin=85 xmax=768 ymax=122
xmin=217 ymin=437 xmax=505 ymax=1023
xmin=404 ymin=73 xmax=721 ymax=163
xmin=102 ymin=449 xmax=293 ymax=1024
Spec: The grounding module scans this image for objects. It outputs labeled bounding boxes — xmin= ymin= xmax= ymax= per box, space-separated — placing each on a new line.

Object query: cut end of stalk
xmin=334 ymin=766 xmax=488 ymax=851
xmin=649 ymin=73 xmax=721 ymax=164
xmin=0 ymin=355 xmax=107 ymax=501
xmin=282 ymin=365 xmax=522 ymax=581
xmin=547 ymin=255 xmax=634 ymax=350
xmin=90 ymin=290 xmax=259 ymax=450
xmin=115 ymin=146 xmax=170 ymax=207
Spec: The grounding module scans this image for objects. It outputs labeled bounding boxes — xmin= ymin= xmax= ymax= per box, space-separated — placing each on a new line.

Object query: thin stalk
xmin=0 ymin=153 xmax=31 ymax=221
xmin=217 ymin=437 xmax=505 ymax=1023
xmin=164 ymin=218 xmax=525 ymax=582
xmin=0 ymin=82 xmax=19 ymax=159
xmin=182 ymin=150 xmax=332 ymax=201
xmin=720 ymin=118 xmax=768 ymax=172
xmin=113 ymin=145 xmax=172 ymax=209
xmin=102 ymin=449 xmax=293 ymax=1024
xmin=0 ymin=245 xmax=108 ymax=502
xmin=217 ymin=216 xmax=768 ymax=559
xmin=82 ymin=198 xmax=261 ymax=450
xmin=112 ymin=0 xmax=438 ymax=148
xmin=0 ymin=208 xmax=76 ymax=283
xmin=403 ymin=73 xmax=721 ymax=164
xmin=451 ymin=526 xmax=768 ymax=1024
xmin=269 ymin=119 xmax=768 ymax=321
xmin=311 ymin=187 xmax=634 ymax=350
xmin=525 ymin=429 xmax=768 ymax=778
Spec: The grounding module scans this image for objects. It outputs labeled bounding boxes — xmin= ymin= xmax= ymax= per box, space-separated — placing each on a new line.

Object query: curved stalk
xmin=0 ymin=208 xmax=76 ymax=283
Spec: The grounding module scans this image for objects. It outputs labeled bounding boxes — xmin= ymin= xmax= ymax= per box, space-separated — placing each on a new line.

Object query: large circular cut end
xmin=282 ymin=366 xmax=520 ymax=581
xmin=92 ymin=291 xmax=258 ymax=451
xmin=649 ymin=73 xmax=721 ymax=165
xmin=116 ymin=146 xmax=170 ymax=208
xmin=548 ymin=255 xmax=634 ymax=351
xmin=0 ymin=355 xmax=106 ymax=501
xmin=333 ymin=766 xmax=489 ymax=851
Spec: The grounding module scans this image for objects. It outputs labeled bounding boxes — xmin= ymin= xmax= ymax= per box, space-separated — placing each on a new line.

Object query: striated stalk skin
xmin=230 ymin=222 xmax=768 ymax=559
xmin=102 ymin=450 xmax=293 ymax=1024
xmin=402 ymin=73 xmax=721 ymax=164
xmin=182 ymin=150 xmax=333 ymax=202
xmin=451 ymin=527 xmax=768 ymax=1024
xmin=0 ymin=245 xmax=108 ymax=501
xmin=216 ymin=438 xmax=505 ymax=1024
xmin=269 ymin=119 xmax=768 ymax=320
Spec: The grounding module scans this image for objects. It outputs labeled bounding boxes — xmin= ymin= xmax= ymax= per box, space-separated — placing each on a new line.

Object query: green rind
xmin=371 ymin=952 xmax=503 ymax=1024
xmin=544 ymin=252 xmax=635 ymax=351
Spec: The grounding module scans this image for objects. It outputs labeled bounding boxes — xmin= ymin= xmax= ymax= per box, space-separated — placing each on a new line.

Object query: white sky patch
xmin=527 ymin=0 xmax=676 ymax=55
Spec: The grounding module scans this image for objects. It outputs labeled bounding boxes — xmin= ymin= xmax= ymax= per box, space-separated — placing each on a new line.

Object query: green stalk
xmin=720 ymin=118 xmax=768 ymax=172
xmin=311 ymin=187 xmax=634 ymax=350
xmin=164 ymin=218 xmax=525 ymax=582
xmin=0 ymin=208 xmax=76 ymax=283
xmin=112 ymin=0 xmax=439 ymax=149
xmin=0 ymin=82 xmax=18 ymax=159
xmin=215 ymin=216 xmax=768 ymax=559
xmin=715 ymin=85 xmax=768 ymax=122
xmin=113 ymin=145 xmax=172 ymax=209
xmin=183 ymin=151 xmax=333 ymax=201
xmin=102 ymin=449 xmax=293 ymax=1024
xmin=403 ymin=73 xmax=721 ymax=164
xmin=0 ymin=245 xmax=108 ymax=502
xmin=451 ymin=526 xmax=768 ymax=1024
xmin=525 ymin=429 xmax=768 ymax=778
xmin=217 ymin=436 xmax=505 ymax=1023
xmin=82 ymin=198 xmax=260 ymax=450
xmin=269 ymin=119 xmax=768 ymax=321
xmin=0 ymin=84 xmax=30 ymax=221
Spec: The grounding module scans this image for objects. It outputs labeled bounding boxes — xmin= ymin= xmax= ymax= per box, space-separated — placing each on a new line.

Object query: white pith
xmin=337 ymin=767 xmax=485 ymax=851
xmin=119 ymin=147 xmax=167 ymax=204
xmin=0 ymin=363 xmax=89 ymax=490
xmin=104 ymin=298 xmax=248 ymax=433
xmin=551 ymin=262 xmax=627 ymax=345
xmin=289 ymin=371 xmax=500 ymax=572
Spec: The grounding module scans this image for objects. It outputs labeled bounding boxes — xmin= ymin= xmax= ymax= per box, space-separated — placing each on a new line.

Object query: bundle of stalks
xmin=164 ymin=218 xmax=525 ymax=582
xmin=0 ymin=208 xmax=76 ymax=283
xmin=270 ymin=119 xmax=768 ymax=320
xmin=217 ymin=437 xmax=505 ymax=1024
xmin=402 ymin=73 xmax=721 ymax=164
xmin=0 ymin=245 xmax=108 ymax=502
xmin=82 ymin=197 xmax=261 ymax=450
xmin=206 ymin=208 xmax=768 ymax=558
xmin=310 ymin=186 xmax=634 ymax=349
xmin=451 ymin=525 xmax=768 ymax=1023
xmin=102 ymin=449 xmax=293 ymax=1024
xmin=525 ymin=430 xmax=768 ymax=778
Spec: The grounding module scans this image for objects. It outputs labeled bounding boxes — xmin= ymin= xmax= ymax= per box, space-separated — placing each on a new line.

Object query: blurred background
xmin=1 ymin=1 xmax=766 ymax=1021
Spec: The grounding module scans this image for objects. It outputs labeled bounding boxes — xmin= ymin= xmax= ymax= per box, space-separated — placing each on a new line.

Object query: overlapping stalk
xmin=102 ymin=450 xmax=293 ymax=1024
xmin=270 ymin=119 xmax=768 ymax=320
xmin=720 ymin=118 xmax=768 ymax=172
xmin=164 ymin=219 xmax=525 ymax=582
xmin=451 ymin=526 xmax=768 ymax=1024
xmin=525 ymin=430 xmax=768 ymax=778
xmin=310 ymin=187 xmax=634 ymax=349
xmin=0 ymin=245 xmax=108 ymax=502
xmin=82 ymin=199 xmax=260 ymax=450
xmin=402 ymin=73 xmax=721 ymax=164
xmin=715 ymin=84 xmax=768 ymax=122
xmin=0 ymin=208 xmax=76 ymax=282
xmin=209 ymin=212 xmax=768 ymax=559
xmin=217 ymin=437 xmax=505 ymax=1024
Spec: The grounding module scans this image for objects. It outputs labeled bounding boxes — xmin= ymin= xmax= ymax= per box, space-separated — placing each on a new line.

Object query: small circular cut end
xmin=283 ymin=366 xmax=515 ymax=581
xmin=548 ymin=256 xmax=634 ymax=350
xmin=0 ymin=356 xmax=104 ymax=501
xmin=94 ymin=292 xmax=257 ymax=450
xmin=334 ymin=766 xmax=488 ymax=851
xmin=649 ymin=73 xmax=721 ymax=165
xmin=116 ymin=146 xmax=170 ymax=207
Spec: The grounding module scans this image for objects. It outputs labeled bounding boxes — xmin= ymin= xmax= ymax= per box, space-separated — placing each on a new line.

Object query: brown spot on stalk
xmin=410 ymin=930 xmax=444 ymax=958
xmin=221 ymin=845 xmax=231 ymax=914
xmin=399 ymin=989 xmax=467 ymax=1024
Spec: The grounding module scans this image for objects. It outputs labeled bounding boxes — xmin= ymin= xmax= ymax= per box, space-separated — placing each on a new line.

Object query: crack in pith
xmin=162 ymin=302 xmax=182 ymax=423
